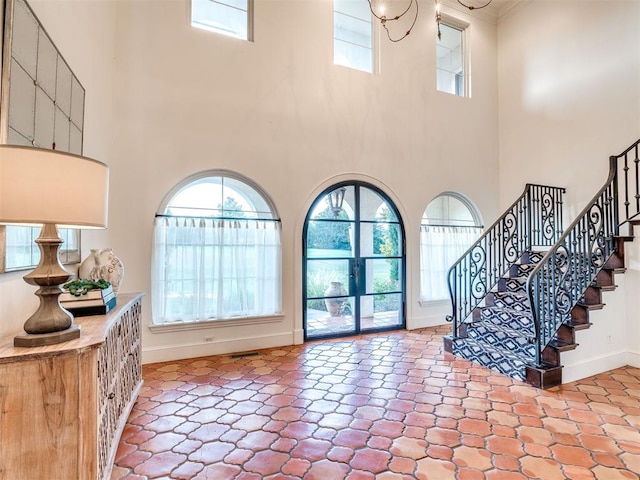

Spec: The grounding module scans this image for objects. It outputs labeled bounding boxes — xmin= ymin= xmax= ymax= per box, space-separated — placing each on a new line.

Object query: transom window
xmin=437 ymin=20 xmax=467 ymax=97
xmin=334 ymin=0 xmax=374 ymax=73
xmin=420 ymin=193 xmax=482 ymax=302
xmin=152 ymin=171 xmax=281 ymax=324
xmin=191 ymin=0 xmax=253 ymax=41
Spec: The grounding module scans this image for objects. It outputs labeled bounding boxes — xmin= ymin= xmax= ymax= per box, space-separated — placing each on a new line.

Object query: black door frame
xmin=302 ymin=181 xmax=406 ymax=341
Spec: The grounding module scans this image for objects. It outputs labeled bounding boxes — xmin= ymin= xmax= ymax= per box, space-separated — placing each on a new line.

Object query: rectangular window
xmin=437 ymin=22 xmax=466 ymax=96
xmin=334 ymin=0 xmax=373 ymax=73
xmin=191 ymin=0 xmax=253 ymax=41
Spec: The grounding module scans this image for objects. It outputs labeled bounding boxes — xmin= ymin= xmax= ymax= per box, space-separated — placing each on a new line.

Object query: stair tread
xmin=479 ymin=305 xmax=533 ymax=319
xmin=597 ymin=285 xmax=618 ymax=292
xmin=577 ymin=301 xmax=605 ymax=310
xmin=567 ymin=320 xmax=592 ymax=330
xmin=491 ymin=290 xmax=528 ymax=298
xmin=606 ymin=267 xmax=627 ymax=274
xmin=550 ymin=339 xmax=578 ymax=352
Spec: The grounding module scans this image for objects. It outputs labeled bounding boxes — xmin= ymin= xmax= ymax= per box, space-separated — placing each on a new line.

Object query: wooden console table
xmin=0 ymin=293 xmax=143 ymax=480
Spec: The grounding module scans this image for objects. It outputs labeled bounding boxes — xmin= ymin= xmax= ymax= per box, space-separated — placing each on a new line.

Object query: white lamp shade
xmin=0 ymin=145 xmax=109 ymax=228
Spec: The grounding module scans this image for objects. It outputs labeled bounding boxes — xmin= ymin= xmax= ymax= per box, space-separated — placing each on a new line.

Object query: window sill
xmin=148 ymin=314 xmax=285 ymax=334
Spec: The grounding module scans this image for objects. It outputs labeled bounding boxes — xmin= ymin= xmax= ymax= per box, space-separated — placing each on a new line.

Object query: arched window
xmin=152 ymin=171 xmax=281 ymax=324
xmin=420 ymin=192 xmax=482 ymax=302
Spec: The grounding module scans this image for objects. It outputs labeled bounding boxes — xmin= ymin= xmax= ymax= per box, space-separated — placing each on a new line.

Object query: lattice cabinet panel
xmin=97 ymin=299 xmax=142 ymax=479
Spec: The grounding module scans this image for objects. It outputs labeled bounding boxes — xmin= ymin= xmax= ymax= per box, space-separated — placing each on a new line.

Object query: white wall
xmin=108 ymin=0 xmax=500 ymax=362
xmin=624 ymin=234 xmax=640 ymax=367
xmin=498 ymin=1 xmax=640 ymax=211
xmin=498 ymin=0 xmax=640 ymax=377
xmin=0 ymin=0 xmax=634 ymax=382
xmin=0 ymin=0 xmax=116 ymax=339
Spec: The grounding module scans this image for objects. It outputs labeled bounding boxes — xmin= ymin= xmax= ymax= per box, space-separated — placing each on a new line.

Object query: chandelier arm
xmin=367 ymin=0 xmax=413 ymax=22
xmin=382 ymin=0 xmax=419 ymax=42
xmin=456 ymin=0 xmax=492 ymax=10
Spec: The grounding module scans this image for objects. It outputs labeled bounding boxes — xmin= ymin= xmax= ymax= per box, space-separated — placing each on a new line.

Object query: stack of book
xmin=60 ymin=284 xmax=117 ymax=317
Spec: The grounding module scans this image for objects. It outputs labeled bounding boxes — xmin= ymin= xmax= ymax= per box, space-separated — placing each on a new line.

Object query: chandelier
xmin=367 ymin=0 xmax=419 ymax=42
xmin=436 ymin=0 xmax=492 ymax=40
xmin=368 ymin=0 xmax=494 ymax=43
xmin=457 ymin=0 xmax=492 ymax=10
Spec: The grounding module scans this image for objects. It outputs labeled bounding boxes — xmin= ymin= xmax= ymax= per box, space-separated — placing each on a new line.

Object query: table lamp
xmin=0 ymin=145 xmax=109 ymax=347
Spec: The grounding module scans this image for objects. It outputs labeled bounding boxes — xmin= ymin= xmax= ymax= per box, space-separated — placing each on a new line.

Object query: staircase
xmin=444 ymin=140 xmax=640 ymax=388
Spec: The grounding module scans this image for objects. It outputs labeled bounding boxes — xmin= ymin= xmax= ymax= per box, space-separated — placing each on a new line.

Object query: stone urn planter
xmin=324 ymin=281 xmax=348 ymax=317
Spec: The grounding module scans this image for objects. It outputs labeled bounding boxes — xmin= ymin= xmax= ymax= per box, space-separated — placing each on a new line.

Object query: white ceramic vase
xmin=78 ymin=248 xmax=124 ymax=294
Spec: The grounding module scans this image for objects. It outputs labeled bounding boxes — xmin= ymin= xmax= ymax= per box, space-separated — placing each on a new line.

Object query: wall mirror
xmin=0 ymin=0 xmax=85 ymax=272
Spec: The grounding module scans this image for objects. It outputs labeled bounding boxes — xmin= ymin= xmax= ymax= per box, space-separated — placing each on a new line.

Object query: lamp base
xmin=14 ymin=324 xmax=81 ymax=347
xmin=18 ymin=223 xmax=80 ymax=347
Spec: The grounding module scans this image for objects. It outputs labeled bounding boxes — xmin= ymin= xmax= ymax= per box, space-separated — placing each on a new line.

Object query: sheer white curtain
xmin=420 ymin=225 xmax=481 ymax=302
xmin=152 ymin=216 xmax=282 ymax=323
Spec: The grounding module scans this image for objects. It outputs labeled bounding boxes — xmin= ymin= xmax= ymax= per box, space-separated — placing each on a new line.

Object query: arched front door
xmin=303 ymin=182 xmax=406 ymax=340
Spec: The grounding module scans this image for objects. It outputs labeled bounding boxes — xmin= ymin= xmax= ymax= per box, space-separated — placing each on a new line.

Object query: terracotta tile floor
xmin=112 ymin=325 xmax=640 ymax=479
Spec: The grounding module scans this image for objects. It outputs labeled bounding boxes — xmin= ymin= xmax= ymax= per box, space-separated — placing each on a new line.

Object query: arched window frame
xmin=420 ymin=192 xmax=483 ymax=304
xmin=150 ymin=170 xmax=283 ymax=330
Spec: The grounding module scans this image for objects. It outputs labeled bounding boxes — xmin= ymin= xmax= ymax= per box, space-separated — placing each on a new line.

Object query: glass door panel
xmin=306 ymin=220 xmax=354 ymax=258
xmin=304 ymin=182 xmax=405 ymax=340
xmin=360 ymin=293 xmax=403 ymax=331
xmin=363 ymin=258 xmax=402 ymax=294
xmin=360 ymin=221 xmax=402 ymax=258
xmin=305 ymin=258 xmax=355 ymax=338
xmin=309 ymin=185 xmax=356 ymax=221
xmin=360 ymin=258 xmax=403 ymax=331
xmin=305 ymin=259 xmax=352 ymax=298
xmin=359 ymin=188 xmax=398 ymax=222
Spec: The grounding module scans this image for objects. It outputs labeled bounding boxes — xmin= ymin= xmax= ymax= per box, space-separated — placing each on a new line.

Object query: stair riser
xmin=477 ymin=309 xmax=535 ymax=335
xmin=486 ymin=292 xmax=530 ymax=311
xmin=466 ymin=325 xmax=536 ymax=358
xmin=498 ymin=278 xmax=527 ymax=294
xmin=524 ymin=252 xmax=545 ymax=264
xmin=450 ymin=340 xmax=527 ymax=382
xmin=508 ymin=264 xmax=537 ymax=278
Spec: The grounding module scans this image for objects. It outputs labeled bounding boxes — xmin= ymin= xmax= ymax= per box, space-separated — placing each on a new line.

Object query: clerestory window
xmin=334 ymin=0 xmax=374 ymax=73
xmin=191 ymin=0 xmax=253 ymax=41
xmin=436 ymin=20 xmax=468 ymax=97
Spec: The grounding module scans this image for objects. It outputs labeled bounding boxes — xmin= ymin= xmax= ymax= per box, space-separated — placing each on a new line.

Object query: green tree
xmin=218 ymin=196 xmax=246 ymax=217
xmin=376 ymin=206 xmax=399 ymax=283
xmin=307 ymin=207 xmax=351 ymax=251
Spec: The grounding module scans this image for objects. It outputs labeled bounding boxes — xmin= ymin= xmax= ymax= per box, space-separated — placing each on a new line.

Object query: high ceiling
xmin=443 ymin=0 xmax=523 ymax=19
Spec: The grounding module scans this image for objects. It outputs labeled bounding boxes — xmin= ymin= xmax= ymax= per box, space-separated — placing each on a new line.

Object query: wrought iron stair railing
xmin=446 ymin=184 xmax=566 ymax=337
xmin=527 ymin=139 xmax=640 ymax=367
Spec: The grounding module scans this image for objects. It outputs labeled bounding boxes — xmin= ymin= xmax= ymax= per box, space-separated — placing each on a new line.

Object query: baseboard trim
xmin=562 ymin=350 xmax=629 ymax=384
xmin=293 ymin=328 xmax=305 ymax=344
xmin=142 ymin=331 xmax=294 ymax=364
xmin=407 ymin=314 xmax=449 ymax=330
xmin=626 ymin=350 xmax=640 ymax=368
